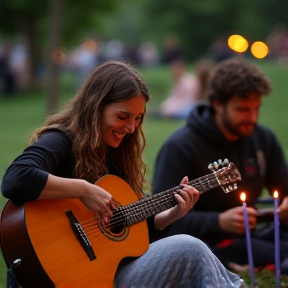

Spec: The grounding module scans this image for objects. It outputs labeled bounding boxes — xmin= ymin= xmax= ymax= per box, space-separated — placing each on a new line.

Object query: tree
xmin=0 ymin=0 xmax=118 ymax=89
xmin=46 ymin=0 xmax=64 ymax=115
xmin=0 ymin=1 xmax=50 ymax=89
xmin=0 ymin=0 xmax=118 ymax=113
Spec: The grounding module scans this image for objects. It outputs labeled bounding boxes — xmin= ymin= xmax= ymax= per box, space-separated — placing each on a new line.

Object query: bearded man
xmin=152 ymin=57 xmax=288 ymax=273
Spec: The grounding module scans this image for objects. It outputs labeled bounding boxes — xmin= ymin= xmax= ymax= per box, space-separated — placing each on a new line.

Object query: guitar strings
xmin=89 ymin=166 xmax=237 ymax=233
xmin=82 ymin=186 xmax=181 ymax=230
xmin=80 ymin=172 xmax=227 ymax=234
xmin=86 ymin=171 xmax=229 ymax=232
xmin=80 ymin=190 xmax=177 ymax=232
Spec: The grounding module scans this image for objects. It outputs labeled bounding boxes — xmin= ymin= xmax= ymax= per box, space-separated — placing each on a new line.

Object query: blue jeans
xmin=114 ymin=234 xmax=243 ymax=288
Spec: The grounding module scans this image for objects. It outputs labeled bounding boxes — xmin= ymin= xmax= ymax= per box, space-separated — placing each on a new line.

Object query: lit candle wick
xmin=240 ymin=192 xmax=246 ymax=202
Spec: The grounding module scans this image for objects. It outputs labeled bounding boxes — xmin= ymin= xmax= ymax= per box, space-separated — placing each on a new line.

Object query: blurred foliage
xmin=0 ymin=0 xmax=118 ymax=47
xmin=142 ymin=0 xmax=288 ymax=60
xmin=1 ymin=0 xmax=288 ymax=61
xmin=0 ymin=0 xmax=119 ymax=92
xmin=1 ymin=0 xmax=288 ymax=98
xmin=95 ymin=0 xmax=288 ymax=61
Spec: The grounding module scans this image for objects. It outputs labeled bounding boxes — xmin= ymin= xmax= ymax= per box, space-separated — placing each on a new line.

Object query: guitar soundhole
xmin=99 ymin=208 xmax=129 ymax=241
xmin=110 ymin=213 xmax=125 ymax=234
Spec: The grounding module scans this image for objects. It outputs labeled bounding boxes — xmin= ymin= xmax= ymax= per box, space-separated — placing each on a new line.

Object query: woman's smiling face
xmin=102 ymin=95 xmax=146 ymax=148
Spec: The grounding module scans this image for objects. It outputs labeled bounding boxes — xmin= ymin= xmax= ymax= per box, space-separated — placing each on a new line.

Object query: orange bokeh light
xmin=228 ymin=35 xmax=249 ymax=53
xmin=81 ymin=39 xmax=98 ymax=52
xmin=251 ymin=41 xmax=269 ymax=59
xmin=52 ymin=48 xmax=67 ymax=65
xmin=274 ymin=191 xmax=279 ymax=199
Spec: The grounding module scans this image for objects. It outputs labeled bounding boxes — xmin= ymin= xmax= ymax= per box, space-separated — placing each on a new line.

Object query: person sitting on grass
xmin=152 ymin=57 xmax=288 ymax=274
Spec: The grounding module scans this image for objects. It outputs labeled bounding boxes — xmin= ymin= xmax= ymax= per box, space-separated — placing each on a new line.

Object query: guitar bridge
xmin=65 ymin=210 xmax=96 ymax=261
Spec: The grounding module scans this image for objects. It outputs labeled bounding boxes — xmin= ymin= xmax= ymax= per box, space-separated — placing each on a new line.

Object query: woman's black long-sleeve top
xmin=1 ymin=129 xmax=169 ymax=243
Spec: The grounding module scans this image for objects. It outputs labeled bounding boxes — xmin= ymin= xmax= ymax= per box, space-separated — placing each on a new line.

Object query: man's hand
xmin=219 ymin=206 xmax=257 ymax=234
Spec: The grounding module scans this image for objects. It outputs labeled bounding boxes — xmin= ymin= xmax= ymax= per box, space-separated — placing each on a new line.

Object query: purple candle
xmin=274 ymin=191 xmax=280 ymax=288
xmin=240 ymin=192 xmax=256 ymax=287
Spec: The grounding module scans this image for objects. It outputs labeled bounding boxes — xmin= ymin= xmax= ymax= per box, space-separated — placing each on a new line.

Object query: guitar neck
xmin=119 ymin=172 xmax=219 ymax=227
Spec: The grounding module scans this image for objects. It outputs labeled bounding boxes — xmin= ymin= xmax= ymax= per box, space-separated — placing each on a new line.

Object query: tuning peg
xmin=214 ymin=161 xmax=220 ymax=169
xmin=208 ymin=163 xmax=214 ymax=172
xmin=208 ymin=161 xmax=220 ymax=171
xmin=208 ymin=159 xmax=230 ymax=171
xmin=222 ymin=159 xmax=229 ymax=167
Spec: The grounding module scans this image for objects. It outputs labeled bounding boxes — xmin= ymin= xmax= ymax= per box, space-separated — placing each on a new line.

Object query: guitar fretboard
xmin=118 ymin=173 xmax=220 ymax=226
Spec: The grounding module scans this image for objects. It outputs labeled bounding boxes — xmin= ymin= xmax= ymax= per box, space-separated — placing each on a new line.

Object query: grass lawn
xmin=0 ymin=60 xmax=288 ymax=287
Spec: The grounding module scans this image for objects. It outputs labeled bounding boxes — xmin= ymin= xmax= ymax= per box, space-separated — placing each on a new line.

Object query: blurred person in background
xmin=267 ymin=24 xmax=288 ymax=65
xmin=10 ymin=42 xmax=30 ymax=91
xmin=0 ymin=41 xmax=15 ymax=96
xmin=209 ymin=35 xmax=234 ymax=63
xmin=70 ymin=39 xmax=99 ymax=88
xmin=194 ymin=58 xmax=215 ymax=103
xmin=158 ymin=57 xmax=214 ymax=119
xmin=102 ymin=39 xmax=125 ymax=62
xmin=161 ymin=34 xmax=183 ymax=64
xmin=152 ymin=57 xmax=288 ymax=274
xmin=136 ymin=41 xmax=159 ymax=67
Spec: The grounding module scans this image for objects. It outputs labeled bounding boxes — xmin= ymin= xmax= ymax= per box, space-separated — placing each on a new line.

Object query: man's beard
xmin=222 ymin=113 xmax=255 ymax=138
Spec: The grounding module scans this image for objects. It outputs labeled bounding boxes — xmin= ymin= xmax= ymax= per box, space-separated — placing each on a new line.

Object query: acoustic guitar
xmin=0 ymin=159 xmax=241 ymax=288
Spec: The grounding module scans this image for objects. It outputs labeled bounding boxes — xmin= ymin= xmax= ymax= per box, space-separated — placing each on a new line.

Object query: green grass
xmin=239 ymin=268 xmax=288 ymax=287
xmin=0 ymin=61 xmax=288 ymax=287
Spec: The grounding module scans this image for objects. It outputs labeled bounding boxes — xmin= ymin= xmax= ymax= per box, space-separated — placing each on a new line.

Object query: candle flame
xmin=240 ymin=192 xmax=246 ymax=202
xmin=274 ymin=191 xmax=279 ymax=199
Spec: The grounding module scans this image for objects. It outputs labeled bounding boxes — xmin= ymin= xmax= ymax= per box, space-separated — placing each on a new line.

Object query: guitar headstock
xmin=208 ymin=159 xmax=241 ymax=193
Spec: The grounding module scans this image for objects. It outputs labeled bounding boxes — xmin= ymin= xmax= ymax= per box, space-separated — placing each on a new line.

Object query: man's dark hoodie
xmin=152 ymin=103 xmax=288 ymax=241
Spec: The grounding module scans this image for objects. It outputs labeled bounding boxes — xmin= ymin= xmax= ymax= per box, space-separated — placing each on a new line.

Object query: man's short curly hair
xmin=208 ymin=58 xmax=272 ymax=104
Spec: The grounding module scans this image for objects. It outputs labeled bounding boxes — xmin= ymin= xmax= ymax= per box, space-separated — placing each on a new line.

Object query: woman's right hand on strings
xmin=79 ymin=182 xmax=116 ymax=220
xmin=39 ymin=174 xmax=116 ymax=220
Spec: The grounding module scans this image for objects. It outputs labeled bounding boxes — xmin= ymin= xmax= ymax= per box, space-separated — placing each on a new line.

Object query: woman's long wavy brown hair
xmin=29 ymin=61 xmax=150 ymax=198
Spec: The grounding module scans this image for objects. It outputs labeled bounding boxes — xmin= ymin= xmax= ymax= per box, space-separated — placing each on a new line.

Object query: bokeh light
xmin=81 ymin=39 xmax=98 ymax=52
xmin=251 ymin=41 xmax=269 ymax=59
xmin=52 ymin=48 xmax=67 ymax=65
xmin=228 ymin=35 xmax=249 ymax=53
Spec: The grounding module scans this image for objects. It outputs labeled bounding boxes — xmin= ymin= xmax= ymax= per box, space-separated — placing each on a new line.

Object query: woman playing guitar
xmin=1 ymin=61 xmax=245 ymax=288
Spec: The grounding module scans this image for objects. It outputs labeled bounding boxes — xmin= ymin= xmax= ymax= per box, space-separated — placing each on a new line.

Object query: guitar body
xmin=0 ymin=160 xmax=241 ymax=288
xmin=0 ymin=175 xmax=149 ymax=288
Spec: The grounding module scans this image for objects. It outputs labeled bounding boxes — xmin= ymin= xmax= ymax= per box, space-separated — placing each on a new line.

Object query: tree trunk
xmin=46 ymin=0 xmax=64 ymax=115
xmin=22 ymin=18 xmax=40 ymax=91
